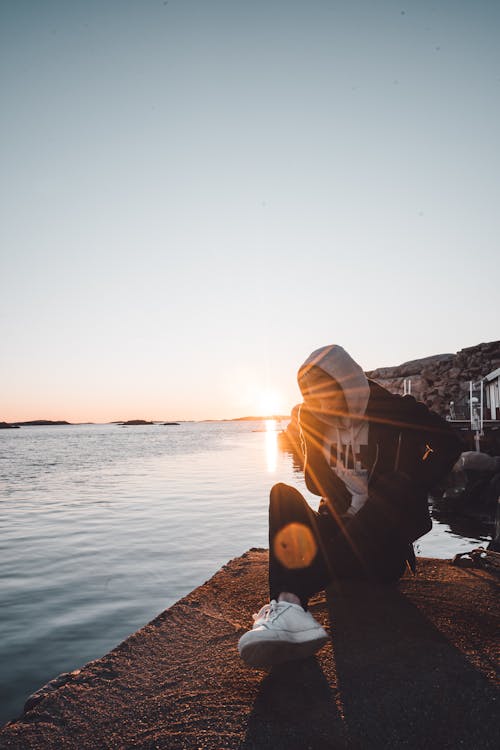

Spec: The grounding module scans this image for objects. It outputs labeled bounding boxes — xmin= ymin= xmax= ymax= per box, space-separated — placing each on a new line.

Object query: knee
xmin=269 ymin=483 xmax=296 ymax=508
xmin=269 ymin=484 xmax=310 ymax=519
xmin=270 ymin=482 xmax=292 ymax=498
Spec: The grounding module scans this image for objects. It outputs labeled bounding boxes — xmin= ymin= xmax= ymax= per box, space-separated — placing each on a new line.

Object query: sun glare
xmin=257 ymin=389 xmax=284 ymax=417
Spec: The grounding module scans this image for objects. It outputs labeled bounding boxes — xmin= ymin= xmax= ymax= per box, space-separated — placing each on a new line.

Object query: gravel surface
xmin=1 ymin=550 xmax=498 ymax=749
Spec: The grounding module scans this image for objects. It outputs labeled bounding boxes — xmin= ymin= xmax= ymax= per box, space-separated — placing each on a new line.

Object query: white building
xmin=484 ymin=367 xmax=500 ymax=421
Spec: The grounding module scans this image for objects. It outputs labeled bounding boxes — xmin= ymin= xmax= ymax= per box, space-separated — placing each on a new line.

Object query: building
xmin=484 ymin=367 xmax=500 ymax=422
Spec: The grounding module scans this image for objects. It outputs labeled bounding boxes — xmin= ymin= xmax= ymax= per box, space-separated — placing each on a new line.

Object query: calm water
xmin=0 ymin=422 xmax=492 ymax=725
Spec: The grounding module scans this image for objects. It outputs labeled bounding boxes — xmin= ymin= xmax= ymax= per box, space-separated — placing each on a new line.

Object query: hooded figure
xmin=298 ymin=345 xmax=371 ymax=517
xmin=298 ymin=344 xmax=370 ymax=424
xmin=295 ymin=344 xmax=462 ymax=532
xmin=238 ymin=345 xmax=462 ymax=670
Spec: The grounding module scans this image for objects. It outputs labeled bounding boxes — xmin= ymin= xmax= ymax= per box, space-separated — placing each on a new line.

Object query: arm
xmin=366 ymin=389 xmax=462 ymax=543
xmin=397 ymin=396 xmax=463 ymax=491
xmin=299 ymin=405 xmax=352 ymax=514
xmin=367 ymin=382 xmax=462 ymax=491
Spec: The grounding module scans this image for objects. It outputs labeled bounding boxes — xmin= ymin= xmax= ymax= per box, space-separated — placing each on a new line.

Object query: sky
xmin=1 ymin=0 xmax=499 ymax=422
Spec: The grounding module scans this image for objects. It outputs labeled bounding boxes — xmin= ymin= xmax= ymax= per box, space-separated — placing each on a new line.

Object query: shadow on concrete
xmin=242 ymin=580 xmax=498 ymax=749
xmin=241 ymin=657 xmax=347 ymax=750
xmin=326 ymin=580 xmax=499 ymax=749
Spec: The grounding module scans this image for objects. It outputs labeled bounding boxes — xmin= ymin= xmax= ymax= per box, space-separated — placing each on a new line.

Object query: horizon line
xmin=2 ymin=414 xmax=292 ymax=426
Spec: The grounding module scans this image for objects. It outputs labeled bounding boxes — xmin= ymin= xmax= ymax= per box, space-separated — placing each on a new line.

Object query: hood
xmin=297 ymin=345 xmax=370 ymax=425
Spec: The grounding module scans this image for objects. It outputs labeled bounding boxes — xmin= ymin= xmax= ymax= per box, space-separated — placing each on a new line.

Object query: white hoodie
xmin=298 ymin=345 xmax=371 ymax=516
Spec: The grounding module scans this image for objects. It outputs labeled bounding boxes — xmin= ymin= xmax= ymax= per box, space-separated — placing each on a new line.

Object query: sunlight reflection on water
xmin=265 ymin=418 xmax=278 ymax=472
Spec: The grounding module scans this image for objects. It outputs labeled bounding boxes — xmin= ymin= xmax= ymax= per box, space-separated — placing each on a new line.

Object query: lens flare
xmin=273 ymin=522 xmax=317 ymax=569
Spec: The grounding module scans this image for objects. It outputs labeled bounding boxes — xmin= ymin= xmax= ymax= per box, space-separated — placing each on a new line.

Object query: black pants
xmin=269 ymin=483 xmax=408 ymax=608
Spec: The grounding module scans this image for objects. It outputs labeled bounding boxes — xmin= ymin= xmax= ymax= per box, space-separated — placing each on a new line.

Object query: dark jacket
xmin=300 ymin=380 xmax=462 ymax=545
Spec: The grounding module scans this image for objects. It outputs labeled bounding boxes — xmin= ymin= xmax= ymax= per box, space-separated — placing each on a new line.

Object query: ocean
xmin=0 ymin=421 xmax=492 ymax=725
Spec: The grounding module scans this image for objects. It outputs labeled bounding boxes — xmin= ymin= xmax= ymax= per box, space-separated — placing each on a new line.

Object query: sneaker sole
xmin=238 ymin=630 xmax=329 ymax=669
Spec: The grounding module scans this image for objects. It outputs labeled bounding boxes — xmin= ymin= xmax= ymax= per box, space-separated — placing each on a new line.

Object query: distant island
xmin=117 ymin=420 xmax=155 ymax=426
xmin=116 ymin=420 xmax=181 ymax=426
xmin=1 ymin=420 xmax=71 ymax=428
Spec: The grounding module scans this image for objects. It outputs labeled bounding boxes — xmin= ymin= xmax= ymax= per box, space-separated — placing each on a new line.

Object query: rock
xmin=366 ymin=340 xmax=500 ymax=418
xmin=448 ymin=367 xmax=462 ymax=380
xmin=24 ymin=670 xmax=82 ymax=712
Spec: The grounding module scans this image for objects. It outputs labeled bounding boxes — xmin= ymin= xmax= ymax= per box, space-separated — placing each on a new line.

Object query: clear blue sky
xmin=1 ymin=0 xmax=499 ymax=421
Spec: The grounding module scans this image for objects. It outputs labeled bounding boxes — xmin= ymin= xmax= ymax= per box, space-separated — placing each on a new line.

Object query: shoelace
xmin=252 ymin=599 xmax=281 ymax=623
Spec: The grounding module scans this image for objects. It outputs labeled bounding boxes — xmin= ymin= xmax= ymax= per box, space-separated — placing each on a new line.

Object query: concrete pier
xmin=0 ymin=550 xmax=498 ymax=749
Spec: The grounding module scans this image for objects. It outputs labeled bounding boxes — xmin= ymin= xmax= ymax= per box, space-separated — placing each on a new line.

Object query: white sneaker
xmin=238 ymin=600 xmax=329 ymax=668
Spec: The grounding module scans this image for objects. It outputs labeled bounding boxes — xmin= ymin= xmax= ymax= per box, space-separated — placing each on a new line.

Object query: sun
xmin=256 ymin=389 xmax=284 ymax=417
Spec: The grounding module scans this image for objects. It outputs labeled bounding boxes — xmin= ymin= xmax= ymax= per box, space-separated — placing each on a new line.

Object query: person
xmin=238 ymin=345 xmax=462 ymax=668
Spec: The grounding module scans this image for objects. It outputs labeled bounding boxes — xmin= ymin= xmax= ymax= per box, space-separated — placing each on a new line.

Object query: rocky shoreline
xmin=0 ymin=550 xmax=498 ymax=749
xmin=366 ymin=339 xmax=500 ymax=416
